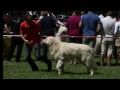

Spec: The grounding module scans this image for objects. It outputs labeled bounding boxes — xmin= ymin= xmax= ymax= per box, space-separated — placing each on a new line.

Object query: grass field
xmin=3 ymin=43 xmax=120 ymax=79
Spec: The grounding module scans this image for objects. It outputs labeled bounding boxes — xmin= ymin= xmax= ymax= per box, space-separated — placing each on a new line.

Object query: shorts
xmin=101 ymin=40 xmax=114 ymax=55
xmin=115 ymin=38 xmax=120 ymax=46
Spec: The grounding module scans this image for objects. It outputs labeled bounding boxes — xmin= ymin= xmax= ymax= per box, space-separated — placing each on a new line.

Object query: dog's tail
xmin=55 ymin=33 xmax=62 ymax=41
xmin=55 ymin=26 xmax=68 ymax=41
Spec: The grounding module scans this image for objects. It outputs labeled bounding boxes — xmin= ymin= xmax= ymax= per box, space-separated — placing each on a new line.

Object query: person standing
xmin=39 ymin=11 xmax=56 ymax=63
xmin=79 ymin=11 xmax=102 ymax=49
xmin=112 ymin=11 xmax=119 ymax=60
xmin=66 ymin=11 xmax=82 ymax=43
xmin=94 ymin=11 xmax=107 ymax=55
xmin=6 ymin=12 xmax=24 ymax=62
xmin=100 ymin=11 xmax=116 ymax=66
xmin=20 ymin=13 xmax=52 ymax=71
xmin=66 ymin=11 xmax=82 ymax=64
xmin=114 ymin=12 xmax=120 ymax=65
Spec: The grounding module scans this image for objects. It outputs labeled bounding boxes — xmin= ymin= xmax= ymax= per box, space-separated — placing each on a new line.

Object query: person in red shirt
xmin=66 ymin=11 xmax=82 ymax=64
xmin=20 ymin=13 xmax=52 ymax=71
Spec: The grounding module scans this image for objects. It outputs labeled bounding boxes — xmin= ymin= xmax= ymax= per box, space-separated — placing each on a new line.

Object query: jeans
xmin=25 ymin=43 xmax=52 ymax=71
xmin=40 ymin=44 xmax=48 ymax=60
xmin=25 ymin=43 xmax=41 ymax=60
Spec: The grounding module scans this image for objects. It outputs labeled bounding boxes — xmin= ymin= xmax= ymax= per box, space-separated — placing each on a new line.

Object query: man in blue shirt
xmin=79 ymin=11 xmax=102 ymax=48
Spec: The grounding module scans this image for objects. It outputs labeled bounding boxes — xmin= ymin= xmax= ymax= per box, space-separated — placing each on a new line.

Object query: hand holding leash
xmin=24 ymin=39 xmax=30 ymax=43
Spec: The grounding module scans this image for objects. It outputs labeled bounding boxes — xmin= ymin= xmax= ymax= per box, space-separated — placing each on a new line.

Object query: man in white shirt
xmin=94 ymin=11 xmax=106 ymax=55
xmin=100 ymin=11 xmax=116 ymax=66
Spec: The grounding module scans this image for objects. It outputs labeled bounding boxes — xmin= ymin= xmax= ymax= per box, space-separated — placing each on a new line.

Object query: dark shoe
xmin=40 ymin=57 xmax=52 ymax=72
xmin=16 ymin=59 xmax=20 ymax=62
xmin=47 ymin=60 xmax=52 ymax=72
xmin=27 ymin=58 xmax=39 ymax=71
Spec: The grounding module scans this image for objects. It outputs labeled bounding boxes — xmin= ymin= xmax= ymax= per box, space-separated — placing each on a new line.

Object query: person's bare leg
xmin=115 ymin=54 xmax=120 ymax=64
xmin=107 ymin=54 xmax=112 ymax=66
xmin=100 ymin=54 xmax=105 ymax=66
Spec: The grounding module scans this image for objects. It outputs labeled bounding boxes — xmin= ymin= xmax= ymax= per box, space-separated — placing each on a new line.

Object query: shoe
xmin=47 ymin=60 xmax=52 ymax=72
xmin=16 ymin=59 xmax=20 ymax=62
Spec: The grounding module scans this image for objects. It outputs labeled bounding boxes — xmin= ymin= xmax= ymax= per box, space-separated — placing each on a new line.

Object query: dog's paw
xmin=90 ymin=73 xmax=94 ymax=76
xmin=58 ymin=72 xmax=63 ymax=75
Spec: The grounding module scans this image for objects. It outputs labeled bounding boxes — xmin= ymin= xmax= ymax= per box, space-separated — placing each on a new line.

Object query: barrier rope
xmin=3 ymin=35 xmax=119 ymax=38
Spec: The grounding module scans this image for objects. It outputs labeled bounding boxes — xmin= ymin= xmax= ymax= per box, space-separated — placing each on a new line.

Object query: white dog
xmin=42 ymin=37 xmax=98 ymax=75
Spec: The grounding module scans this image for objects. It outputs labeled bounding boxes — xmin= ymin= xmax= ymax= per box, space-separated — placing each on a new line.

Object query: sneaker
xmin=16 ymin=59 xmax=20 ymax=62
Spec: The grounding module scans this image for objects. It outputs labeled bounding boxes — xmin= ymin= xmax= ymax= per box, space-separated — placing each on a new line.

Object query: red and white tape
xmin=3 ymin=35 xmax=119 ymax=38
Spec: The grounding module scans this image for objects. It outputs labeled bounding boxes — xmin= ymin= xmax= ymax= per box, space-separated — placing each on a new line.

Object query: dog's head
xmin=42 ymin=37 xmax=56 ymax=46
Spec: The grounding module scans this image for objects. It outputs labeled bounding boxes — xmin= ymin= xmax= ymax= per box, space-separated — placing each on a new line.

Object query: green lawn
xmin=3 ymin=44 xmax=120 ymax=79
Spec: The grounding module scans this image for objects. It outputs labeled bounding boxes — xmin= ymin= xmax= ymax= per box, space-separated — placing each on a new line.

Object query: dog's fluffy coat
xmin=42 ymin=37 xmax=98 ymax=75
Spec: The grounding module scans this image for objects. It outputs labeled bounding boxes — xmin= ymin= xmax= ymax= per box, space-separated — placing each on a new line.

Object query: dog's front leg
xmin=56 ymin=59 xmax=64 ymax=74
xmin=90 ymin=69 xmax=94 ymax=76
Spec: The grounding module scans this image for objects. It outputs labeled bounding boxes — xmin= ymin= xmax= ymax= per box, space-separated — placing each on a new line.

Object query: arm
xmin=20 ymin=33 xmax=29 ymax=43
xmin=96 ymin=17 xmax=103 ymax=35
xmin=96 ymin=22 xmax=103 ymax=35
xmin=57 ymin=19 xmax=64 ymax=26
xmin=37 ymin=23 xmax=43 ymax=40
xmin=20 ymin=24 xmax=30 ymax=43
xmin=114 ymin=22 xmax=118 ymax=37
xmin=4 ymin=24 xmax=13 ymax=34
xmin=38 ymin=21 xmax=43 ymax=40
xmin=79 ymin=21 xmax=83 ymax=28
xmin=79 ymin=16 xmax=83 ymax=29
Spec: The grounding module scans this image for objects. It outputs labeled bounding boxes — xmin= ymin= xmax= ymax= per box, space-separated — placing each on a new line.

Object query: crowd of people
xmin=3 ymin=11 xmax=120 ymax=72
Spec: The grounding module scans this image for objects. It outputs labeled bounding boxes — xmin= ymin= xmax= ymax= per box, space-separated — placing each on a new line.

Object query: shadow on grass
xmin=64 ymin=71 xmax=100 ymax=75
xmin=96 ymin=62 xmax=120 ymax=66
xmin=40 ymin=69 xmax=100 ymax=75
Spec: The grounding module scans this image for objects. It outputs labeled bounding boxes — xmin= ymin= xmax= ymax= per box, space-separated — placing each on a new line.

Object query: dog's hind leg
xmin=90 ymin=68 xmax=94 ymax=76
xmin=56 ymin=59 xmax=64 ymax=74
